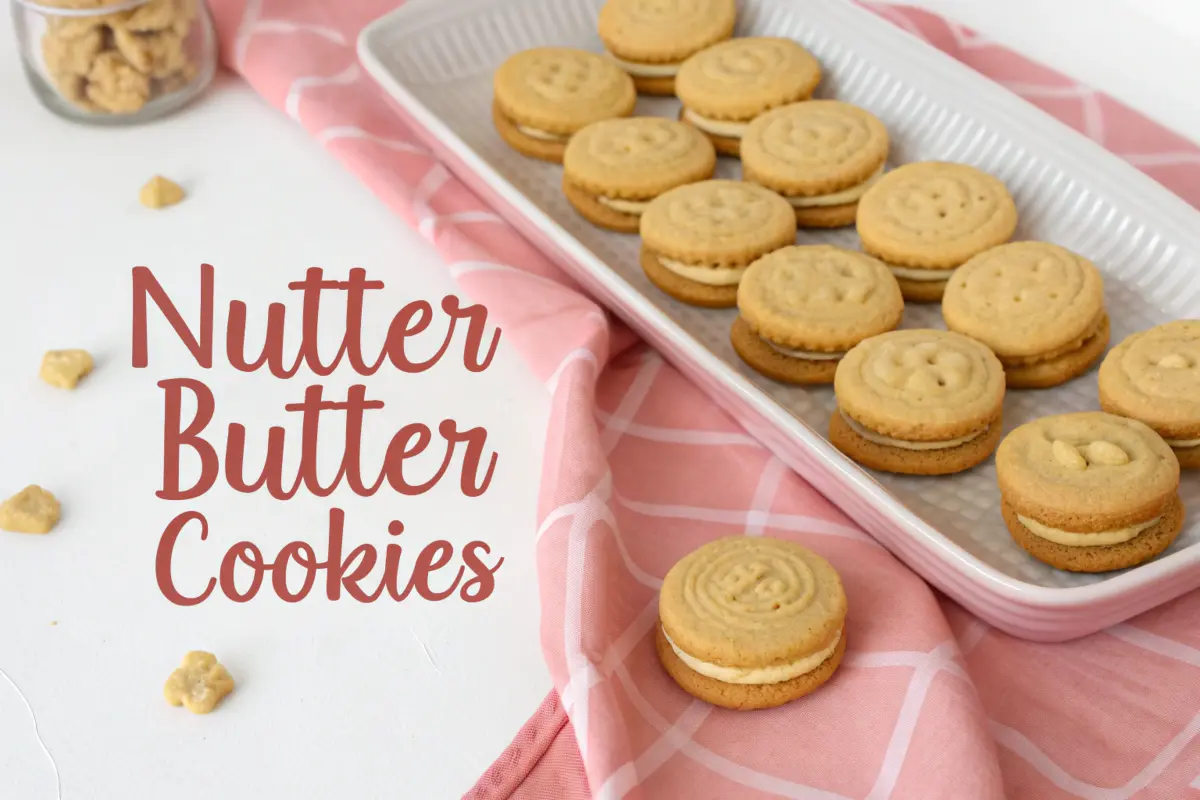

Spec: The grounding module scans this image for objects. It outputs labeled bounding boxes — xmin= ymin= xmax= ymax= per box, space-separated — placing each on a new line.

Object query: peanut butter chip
xmin=1084 ymin=440 xmax=1130 ymax=466
xmin=140 ymin=176 xmax=186 ymax=209
xmin=164 ymin=651 xmax=234 ymax=714
xmin=0 ymin=486 xmax=62 ymax=535
xmin=1157 ymin=353 xmax=1190 ymax=369
xmin=1052 ymin=439 xmax=1087 ymax=471
xmin=40 ymin=349 xmax=94 ymax=389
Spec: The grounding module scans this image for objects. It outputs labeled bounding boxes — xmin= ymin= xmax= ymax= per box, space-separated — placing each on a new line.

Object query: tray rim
xmin=356 ymin=0 xmax=1200 ymax=625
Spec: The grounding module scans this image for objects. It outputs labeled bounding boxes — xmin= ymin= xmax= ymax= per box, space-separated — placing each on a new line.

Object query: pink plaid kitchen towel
xmin=207 ymin=1 xmax=1200 ymax=797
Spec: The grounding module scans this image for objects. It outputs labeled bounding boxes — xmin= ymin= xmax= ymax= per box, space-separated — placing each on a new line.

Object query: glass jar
xmin=10 ymin=0 xmax=217 ymax=124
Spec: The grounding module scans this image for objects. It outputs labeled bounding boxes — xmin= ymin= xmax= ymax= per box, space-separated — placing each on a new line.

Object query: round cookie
xmin=657 ymin=536 xmax=847 ymax=710
xmin=856 ymin=162 xmax=1018 ymax=301
xmin=996 ymin=412 xmax=1182 ymax=572
xmin=741 ymin=101 xmax=889 ymax=228
xmin=676 ymin=37 xmax=822 ymax=157
xmin=639 ymin=180 xmax=797 ymax=308
xmin=563 ymin=117 xmax=716 ymax=233
xmin=493 ymin=47 xmax=637 ymax=163
xmin=1099 ymin=320 xmax=1200 ymax=468
xmin=598 ymin=0 xmax=737 ymax=96
xmin=733 ymin=245 xmax=903 ymax=384
xmin=943 ymin=242 xmax=1109 ymax=388
xmin=831 ymin=329 xmax=1006 ymax=475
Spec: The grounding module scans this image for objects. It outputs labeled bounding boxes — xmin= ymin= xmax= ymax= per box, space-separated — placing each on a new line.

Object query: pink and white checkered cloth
xmin=207 ymin=1 xmax=1200 ymax=797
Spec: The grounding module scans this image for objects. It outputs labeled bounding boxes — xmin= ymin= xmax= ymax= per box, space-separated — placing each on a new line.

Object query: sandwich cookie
xmin=830 ymin=329 xmax=1006 ymax=475
xmin=598 ymin=0 xmax=736 ymax=96
xmin=562 ymin=117 xmax=716 ymax=233
xmin=1100 ymin=321 xmax=1200 ymax=469
xmin=675 ymin=37 xmax=822 ymax=157
xmin=657 ymin=535 xmax=847 ymax=710
xmin=732 ymin=245 xmax=904 ymax=384
xmin=640 ymin=179 xmax=797 ymax=308
xmin=741 ymin=101 xmax=889 ymax=228
xmin=856 ymin=162 xmax=1018 ymax=301
xmin=493 ymin=47 xmax=636 ymax=163
xmin=942 ymin=242 xmax=1109 ymax=388
xmin=996 ymin=412 xmax=1183 ymax=572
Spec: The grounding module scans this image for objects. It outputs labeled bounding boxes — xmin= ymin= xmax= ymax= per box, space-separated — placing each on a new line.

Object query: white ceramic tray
xmin=358 ymin=0 xmax=1200 ymax=641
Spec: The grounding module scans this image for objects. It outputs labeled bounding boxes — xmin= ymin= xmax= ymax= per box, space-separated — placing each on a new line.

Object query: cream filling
xmin=764 ymin=339 xmax=846 ymax=361
xmin=840 ymin=410 xmax=986 ymax=451
xmin=683 ymin=108 xmax=750 ymax=139
xmin=888 ymin=265 xmax=955 ymax=282
xmin=787 ymin=165 xmax=885 ymax=208
xmin=663 ymin=626 xmax=842 ymax=685
xmin=1018 ymin=515 xmax=1161 ymax=547
xmin=597 ymin=196 xmax=651 ymax=215
xmin=659 ymin=257 xmax=746 ymax=286
xmin=1165 ymin=437 xmax=1200 ymax=448
xmin=516 ymin=124 xmax=570 ymax=142
xmin=607 ymin=52 xmax=682 ymax=78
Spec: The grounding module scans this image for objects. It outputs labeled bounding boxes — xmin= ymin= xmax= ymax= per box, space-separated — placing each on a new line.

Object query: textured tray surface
xmin=361 ymin=0 xmax=1200 ymax=593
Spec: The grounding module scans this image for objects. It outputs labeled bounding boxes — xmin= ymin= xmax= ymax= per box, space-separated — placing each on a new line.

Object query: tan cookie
xmin=832 ymin=329 xmax=1006 ymax=474
xmin=943 ymin=242 xmax=1108 ymax=388
xmin=85 ymin=51 xmax=151 ymax=113
xmin=493 ymin=48 xmax=636 ymax=163
xmin=563 ymin=117 xmax=716 ymax=233
xmin=741 ymin=101 xmax=888 ymax=227
xmin=1099 ymin=320 xmax=1200 ymax=468
xmin=675 ymin=38 xmax=822 ymax=156
xmin=657 ymin=536 xmax=847 ymax=710
xmin=598 ymin=0 xmax=736 ymax=95
xmin=639 ymin=180 xmax=796 ymax=307
xmin=733 ymin=246 xmax=903 ymax=383
xmin=857 ymin=162 xmax=1018 ymax=300
xmin=42 ymin=25 xmax=104 ymax=77
xmin=996 ymin=412 xmax=1182 ymax=571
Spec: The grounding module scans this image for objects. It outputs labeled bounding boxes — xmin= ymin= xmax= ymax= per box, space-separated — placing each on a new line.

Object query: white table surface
xmin=1 ymin=2 xmax=1197 ymax=799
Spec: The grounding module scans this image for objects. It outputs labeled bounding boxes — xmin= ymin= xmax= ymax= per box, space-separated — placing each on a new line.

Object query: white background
xmin=0 ymin=1 xmax=1198 ymax=798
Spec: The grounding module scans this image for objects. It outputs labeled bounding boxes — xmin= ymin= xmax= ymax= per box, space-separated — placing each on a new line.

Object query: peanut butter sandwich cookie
xmin=741 ymin=101 xmax=889 ymax=228
xmin=598 ymin=0 xmax=736 ymax=96
xmin=493 ymin=47 xmax=636 ymax=163
xmin=657 ymin=535 xmax=847 ymax=710
xmin=830 ymin=329 xmax=1006 ymax=475
xmin=942 ymin=242 xmax=1109 ymax=389
xmin=856 ymin=162 xmax=1018 ymax=302
xmin=563 ymin=117 xmax=716 ymax=233
xmin=996 ymin=412 xmax=1183 ymax=572
xmin=1100 ymin=321 xmax=1200 ymax=469
xmin=675 ymin=37 xmax=822 ymax=157
xmin=640 ymin=179 xmax=797 ymax=307
xmin=733 ymin=245 xmax=903 ymax=384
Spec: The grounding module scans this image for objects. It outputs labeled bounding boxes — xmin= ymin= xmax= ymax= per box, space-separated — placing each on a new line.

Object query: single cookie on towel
xmin=741 ymin=101 xmax=888 ymax=228
xmin=639 ymin=179 xmax=797 ymax=308
xmin=732 ymin=245 xmax=903 ymax=384
xmin=562 ymin=117 xmax=716 ymax=233
xmin=598 ymin=0 xmax=736 ymax=96
xmin=942 ymin=241 xmax=1109 ymax=389
xmin=830 ymin=329 xmax=1006 ymax=475
xmin=856 ymin=162 xmax=1018 ymax=301
xmin=675 ymin=37 xmax=822 ymax=157
xmin=1099 ymin=320 xmax=1200 ymax=469
xmin=996 ymin=412 xmax=1183 ymax=572
xmin=493 ymin=47 xmax=637 ymax=163
xmin=657 ymin=535 xmax=848 ymax=710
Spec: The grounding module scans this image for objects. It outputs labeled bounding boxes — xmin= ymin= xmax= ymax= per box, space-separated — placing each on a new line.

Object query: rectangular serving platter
xmin=359 ymin=0 xmax=1200 ymax=641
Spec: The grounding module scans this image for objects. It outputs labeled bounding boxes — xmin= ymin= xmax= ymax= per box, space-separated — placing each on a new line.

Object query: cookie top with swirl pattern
xmin=675 ymin=37 xmax=822 ymax=121
xmin=659 ymin=536 xmax=846 ymax=666
xmin=598 ymin=0 xmax=737 ymax=63
xmin=741 ymin=101 xmax=889 ymax=196
xmin=493 ymin=48 xmax=637 ymax=134
xmin=856 ymin=162 xmax=1018 ymax=269
xmin=640 ymin=180 xmax=797 ymax=266
xmin=1099 ymin=321 xmax=1200 ymax=438
xmin=834 ymin=329 xmax=1006 ymax=440
xmin=564 ymin=117 xmax=716 ymax=198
